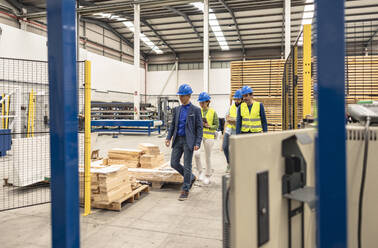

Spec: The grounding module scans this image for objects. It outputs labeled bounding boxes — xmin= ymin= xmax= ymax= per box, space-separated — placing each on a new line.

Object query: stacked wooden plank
xmin=345 ymin=55 xmax=378 ymax=102
xmin=231 ymin=59 xmax=285 ymax=131
xmin=107 ymin=148 xmax=143 ymax=168
xmin=127 ymin=162 xmax=183 ymax=185
xmin=79 ymin=164 xmax=132 ymax=204
xmin=138 ymin=143 xmax=165 ymax=168
xmin=231 ymin=55 xmax=378 ymax=130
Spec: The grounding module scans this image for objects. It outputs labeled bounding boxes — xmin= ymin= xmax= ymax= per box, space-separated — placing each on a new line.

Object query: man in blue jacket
xmin=165 ymin=84 xmax=203 ymax=201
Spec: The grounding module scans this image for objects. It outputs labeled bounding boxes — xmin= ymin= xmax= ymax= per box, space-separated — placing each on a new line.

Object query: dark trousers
xmin=170 ymin=136 xmax=195 ymax=192
xmin=222 ymin=133 xmax=230 ymax=164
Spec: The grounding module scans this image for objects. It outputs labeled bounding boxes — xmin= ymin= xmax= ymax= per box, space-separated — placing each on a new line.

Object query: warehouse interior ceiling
xmin=7 ymin=0 xmax=378 ymax=60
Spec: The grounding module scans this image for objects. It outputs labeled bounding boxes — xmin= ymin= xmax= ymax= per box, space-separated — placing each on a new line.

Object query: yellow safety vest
xmin=201 ymin=108 xmax=216 ymax=139
xmin=226 ymin=104 xmax=237 ymax=130
xmin=240 ymin=102 xmax=263 ymax=133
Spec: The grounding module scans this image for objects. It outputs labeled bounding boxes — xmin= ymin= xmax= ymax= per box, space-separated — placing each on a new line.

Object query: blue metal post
xmin=47 ymin=0 xmax=80 ymax=247
xmin=315 ymin=0 xmax=347 ymax=247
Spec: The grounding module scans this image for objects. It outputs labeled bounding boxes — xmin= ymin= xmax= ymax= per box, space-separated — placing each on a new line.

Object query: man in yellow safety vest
xmin=236 ymin=86 xmax=268 ymax=134
xmin=194 ymin=92 xmax=219 ymax=185
xmin=222 ymin=89 xmax=242 ymax=172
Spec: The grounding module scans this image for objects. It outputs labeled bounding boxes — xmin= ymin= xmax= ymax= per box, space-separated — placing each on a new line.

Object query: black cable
xmin=225 ymin=185 xmax=231 ymax=224
xmin=358 ymin=116 xmax=371 ymax=248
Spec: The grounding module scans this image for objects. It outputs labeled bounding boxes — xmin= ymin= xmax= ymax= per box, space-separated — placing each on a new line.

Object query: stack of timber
xmin=127 ymin=162 xmax=183 ymax=187
xmin=79 ymin=163 xmax=149 ymax=211
xmin=138 ymin=143 xmax=165 ymax=168
xmin=231 ymin=59 xmax=285 ymax=131
xmin=107 ymin=148 xmax=143 ymax=168
xmin=345 ymin=55 xmax=378 ymax=104
xmin=231 ymin=55 xmax=378 ymax=130
xmin=79 ymin=164 xmax=132 ymax=204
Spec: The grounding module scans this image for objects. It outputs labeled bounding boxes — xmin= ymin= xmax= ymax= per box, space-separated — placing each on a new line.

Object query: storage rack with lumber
xmin=231 ymin=59 xmax=285 ymax=131
xmin=231 ymin=55 xmax=378 ymax=131
xmin=345 ymin=55 xmax=378 ymax=104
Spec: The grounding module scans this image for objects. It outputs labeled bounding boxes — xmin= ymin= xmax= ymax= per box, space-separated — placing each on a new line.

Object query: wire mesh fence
xmin=345 ymin=20 xmax=378 ymax=103
xmin=0 ymin=58 xmax=86 ymax=212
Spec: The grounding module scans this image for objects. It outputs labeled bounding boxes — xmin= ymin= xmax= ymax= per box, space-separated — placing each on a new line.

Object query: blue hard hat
xmin=198 ymin=92 xmax=211 ymax=102
xmin=241 ymin=85 xmax=253 ymax=95
xmin=233 ymin=89 xmax=243 ymax=99
xmin=177 ymin=84 xmax=193 ymax=95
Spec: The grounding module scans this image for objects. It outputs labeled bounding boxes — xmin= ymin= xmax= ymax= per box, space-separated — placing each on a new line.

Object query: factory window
xmin=148 ymin=63 xmax=174 ymax=71
xmin=148 ymin=61 xmax=229 ymax=71
xmin=211 ymin=61 xmax=230 ymax=69
xmin=179 ymin=62 xmax=203 ymax=70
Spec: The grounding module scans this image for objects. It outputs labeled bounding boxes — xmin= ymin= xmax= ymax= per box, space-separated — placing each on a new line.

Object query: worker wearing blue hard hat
xmin=194 ymin=92 xmax=219 ymax=185
xmin=236 ymin=85 xmax=268 ymax=134
xmin=166 ymin=83 xmax=203 ymax=201
xmin=222 ymin=89 xmax=243 ymax=172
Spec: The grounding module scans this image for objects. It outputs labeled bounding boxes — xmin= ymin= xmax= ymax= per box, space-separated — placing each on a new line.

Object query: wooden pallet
xmin=91 ymin=184 xmax=149 ymax=211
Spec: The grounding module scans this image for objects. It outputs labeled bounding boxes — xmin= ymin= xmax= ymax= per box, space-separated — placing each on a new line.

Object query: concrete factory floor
xmin=0 ymin=133 xmax=226 ymax=248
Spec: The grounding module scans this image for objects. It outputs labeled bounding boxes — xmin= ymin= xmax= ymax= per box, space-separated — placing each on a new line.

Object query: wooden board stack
xmin=128 ymin=162 xmax=183 ymax=185
xmin=138 ymin=143 xmax=165 ymax=168
xmin=79 ymin=164 xmax=132 ymax=205
xmin=107 ymin=148 xmax=143 ymax=168
xmin=231 ymin=56 xmax=378 ymax=131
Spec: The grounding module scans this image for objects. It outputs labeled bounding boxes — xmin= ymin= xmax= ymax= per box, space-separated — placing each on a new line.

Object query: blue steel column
xmin=315 ymin=0 xmax=347 ymax=247
xmin=47 ymin=0 xmax=80 ymax=247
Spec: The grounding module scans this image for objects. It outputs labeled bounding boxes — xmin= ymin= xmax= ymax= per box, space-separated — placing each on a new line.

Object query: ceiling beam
xmin=218 ymin=0 xmax=245 ymax=54
xmin=365 ymin=27 xmax=378 ymax=48
xmin=120 ymin=13 xmax=176 ymax=55
xmin=81 ymin=17 xmax=147 ymax=59
xmin=165 ymin=6 xmax=203 ymax=42
xmin=141 ymin=19 xmax=176 ymax=55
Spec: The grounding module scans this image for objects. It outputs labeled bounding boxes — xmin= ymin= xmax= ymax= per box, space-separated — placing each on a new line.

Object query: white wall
xmin=0 ymin=23 xmax=48 ymax=60
xmin=81 ymin=50 xmax=145 ymax=93
xmin=0 ymin=23 xmax=145 ymax=94
xmin=146 ymin=68 xmax=231 ymax=117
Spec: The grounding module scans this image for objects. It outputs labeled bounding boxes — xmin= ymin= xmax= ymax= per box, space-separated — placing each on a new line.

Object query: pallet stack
xmin=138 ymin=143 xmax=165 ymax=168
xmin=107 ymin=148 xmax=143 ymax=168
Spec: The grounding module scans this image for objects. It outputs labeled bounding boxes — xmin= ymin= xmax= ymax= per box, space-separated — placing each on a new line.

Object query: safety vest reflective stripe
xmin=202 ymin=108 xmax=216 ymax=139
xmin=240 ymin=102 xmax=263 ymax=133
xmin=227 ymin=104 xmax=237 ymax=130
xmin=203 ymin=131 xmax=216 ymax=136
xmin=242 ymin=118 xmax=261 ymax=122
xmin=242 ymin=125 xmax=262 ymax=129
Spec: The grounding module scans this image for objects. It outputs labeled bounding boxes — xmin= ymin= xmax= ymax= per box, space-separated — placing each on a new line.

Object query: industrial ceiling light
xmin=93 ymin=13 xmax=163 ymax=54
xmin=122 ymin=21 xmax=163 ymax=54
xmin=191 ymin=2 xmax=229 ymax=50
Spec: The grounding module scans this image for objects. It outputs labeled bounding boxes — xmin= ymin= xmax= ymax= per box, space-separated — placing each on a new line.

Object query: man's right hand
xmin=165 ymin=139 xmax=171 ymax=147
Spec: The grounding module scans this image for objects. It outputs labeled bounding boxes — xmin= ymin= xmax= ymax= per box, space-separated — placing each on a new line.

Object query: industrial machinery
xmin=157 ymin=96 xmax=179 ymax=131
xmin=91 ymin=101 xmax=157 ymax=120
xmin=227 ymin=126 xmax=378 ymax=248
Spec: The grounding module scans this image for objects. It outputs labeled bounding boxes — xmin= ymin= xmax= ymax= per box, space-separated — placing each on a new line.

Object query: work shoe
xmin=198 ymin=172 xmax=205 ymax=181
xmin=203 ymin=176 xmax=210 ymax=185
xmin=178 ymin=191 xmax=189 ymax=201
xmin=190 ymin=176 xmax=197 ymax=189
